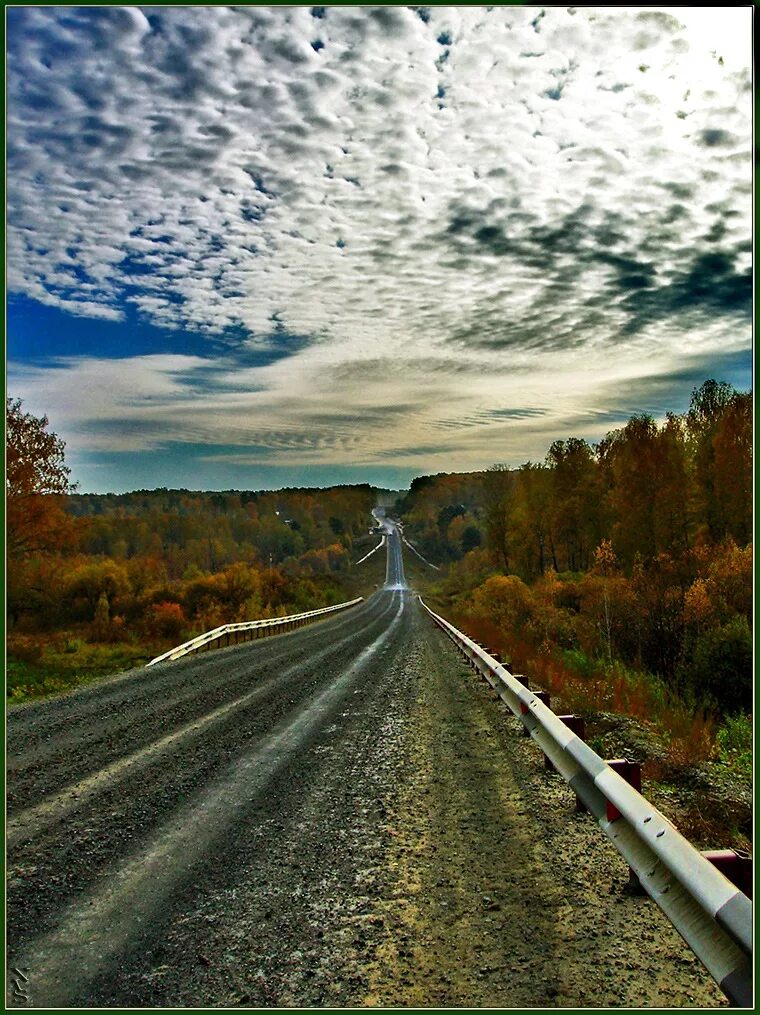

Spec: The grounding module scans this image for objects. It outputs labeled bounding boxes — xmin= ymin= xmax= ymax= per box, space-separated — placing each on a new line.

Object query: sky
xmin=6 ymin=5 xmax=753 ymax=494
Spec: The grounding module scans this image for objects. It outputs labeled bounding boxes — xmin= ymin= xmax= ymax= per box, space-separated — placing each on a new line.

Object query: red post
xmin=702 ymin=849 xmax=753 ymax=899
xmin=605 ymin=759 xmax=642 ymax=822
xmin=556 ymin=715 xmax=586 ymax=737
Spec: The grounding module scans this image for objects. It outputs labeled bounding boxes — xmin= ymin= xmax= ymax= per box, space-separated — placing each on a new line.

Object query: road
xmin=6 ymin=521 xmax=724 ymax=1008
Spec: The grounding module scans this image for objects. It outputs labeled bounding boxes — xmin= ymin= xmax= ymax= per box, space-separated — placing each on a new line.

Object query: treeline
xmin=67 ymin=486 xmax=375 ymax=576
xmin=402 ymin=380 xmax=752 ymax=716
xmin=7 ymin=398 xmax=383 ymax=700
xmin=10 ymin=484 xmax=376 ymax=638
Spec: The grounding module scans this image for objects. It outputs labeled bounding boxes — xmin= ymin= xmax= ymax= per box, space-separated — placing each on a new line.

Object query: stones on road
xmin=7 ymin=591 xmax=725 ymax=1008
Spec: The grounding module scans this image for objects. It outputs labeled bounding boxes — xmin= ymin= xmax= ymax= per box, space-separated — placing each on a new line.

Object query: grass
xmin=715 ymin=714 xmax=752 ymax=780
xmin=6 ymin=559 xmax=386 ymax=707
xmin=7 ymin=635 xmax=154 ymax=704
xmin=447 ymin=611 xmax=724 ymax=769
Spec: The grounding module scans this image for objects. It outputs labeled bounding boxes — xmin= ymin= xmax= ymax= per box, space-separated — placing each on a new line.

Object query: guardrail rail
xmin=419 ymin=596 xmax=753 ymax=1008
xmin=147 ymin=597 xmax=364 ymax=667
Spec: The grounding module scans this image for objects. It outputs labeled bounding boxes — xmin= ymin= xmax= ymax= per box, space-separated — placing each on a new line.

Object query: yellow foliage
xmin=472 ymin=574 xmax=533 ymax=629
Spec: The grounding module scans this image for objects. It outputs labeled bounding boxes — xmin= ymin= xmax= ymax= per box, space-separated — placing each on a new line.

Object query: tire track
xmin=8 ymin=595 xmax=397 ymax=846
xmin=7 ymin=594 xmax=405 ymax=953
xmin=8 ymin=593 xmax=391 ymax=811
xmin=9 ymin=591 xmax=407 ymax=1008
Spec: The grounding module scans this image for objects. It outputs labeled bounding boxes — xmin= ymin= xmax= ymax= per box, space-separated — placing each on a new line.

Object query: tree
xmin=599 ymin=412 xmax=693 ymax=574
xmin=511 ymin=462 xmax=554 ymax=578
xmin=546 ymin=438 xmax=601 ymax=571
xmin=712 ymin=392 xmax=752 ymax=545
xmin=686 ymin=379 xmax=737 ymax=542
xmin=483 ymin=464 xmax=513 ymax=571
xmin=460 ymin=524 xmax=482 ymax=554
xmin=63 ymin=560 xmax=131 ymax=621
xmin=7 ymin=397 xmax=76 ymax=557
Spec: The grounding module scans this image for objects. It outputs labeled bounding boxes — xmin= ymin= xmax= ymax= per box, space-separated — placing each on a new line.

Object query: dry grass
xmin=449 ymin=612 xmax=719 ymax=769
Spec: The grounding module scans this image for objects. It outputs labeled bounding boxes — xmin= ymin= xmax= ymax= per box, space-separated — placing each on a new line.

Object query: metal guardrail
xmin=354 ymin=538 xmax=385 ymax=566
xmin=146 ymin=597 xmax=364 ymax=667
xmin=419 ymin=597 xmax=753 ymax=1008
xmin=402 ymin=536 xmax=440 ymax=570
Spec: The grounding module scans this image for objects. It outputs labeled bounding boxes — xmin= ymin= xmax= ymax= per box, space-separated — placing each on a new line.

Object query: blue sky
xmin=6 ymin=6 xmax=752 ymax=493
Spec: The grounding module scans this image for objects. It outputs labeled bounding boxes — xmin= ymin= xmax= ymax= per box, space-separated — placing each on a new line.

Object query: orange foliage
xmin=145 ymin=601 xmax=187 ymax=640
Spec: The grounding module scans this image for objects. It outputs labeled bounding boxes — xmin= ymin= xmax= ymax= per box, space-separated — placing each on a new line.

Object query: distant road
xmin=6 ymin=522 xmax=723 ymax=1008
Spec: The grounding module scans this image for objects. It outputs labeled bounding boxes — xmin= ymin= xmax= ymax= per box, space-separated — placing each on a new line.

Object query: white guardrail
xmin=146 ymin=597 xmax=364 ymax=667
xmin=419 ymin=597 xmax=753 ymax=1008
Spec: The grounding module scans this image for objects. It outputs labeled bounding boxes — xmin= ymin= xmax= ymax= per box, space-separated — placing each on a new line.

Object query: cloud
xmin=6 ymin=6 xmax=752 ymax=485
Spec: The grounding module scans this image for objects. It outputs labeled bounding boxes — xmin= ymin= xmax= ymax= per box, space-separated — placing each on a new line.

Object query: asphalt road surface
xmin=6 ymin=522 xmax=724 ymax=1008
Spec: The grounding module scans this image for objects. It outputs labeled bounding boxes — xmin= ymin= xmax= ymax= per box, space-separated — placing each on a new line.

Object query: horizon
xmin=7 ymin=6 xmax=752 ymax=493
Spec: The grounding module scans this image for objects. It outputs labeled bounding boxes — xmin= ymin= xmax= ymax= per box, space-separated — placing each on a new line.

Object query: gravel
xmin=7 ymin=554 xmax=727 ymax=1008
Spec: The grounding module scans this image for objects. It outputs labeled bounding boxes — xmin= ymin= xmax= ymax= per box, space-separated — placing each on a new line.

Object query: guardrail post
xmin=514 ymin=674 xmax=530 ymax=689
xmin=702 ymin=849 xmax=753 ymax=899
xmin=547 ymin=715 xmax=586 ymax=775
xmin=605 ymin=759 xmax=642 ymax=821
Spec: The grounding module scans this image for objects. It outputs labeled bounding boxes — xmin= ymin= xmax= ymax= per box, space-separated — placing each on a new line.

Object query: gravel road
xmin=7 ymin=524 xmax=726 ymax=1008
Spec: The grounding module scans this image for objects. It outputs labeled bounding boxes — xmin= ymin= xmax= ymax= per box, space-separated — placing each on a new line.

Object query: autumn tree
xmin=601 ymin=415 xmax=691 ymax=570
xmin=63 ymin=560 xmax=131 ymax=621
xmin=546 ymin=438 xmax=601 ymax=572
xmin=712 ymin=391 xmax=752 ymax=545
xmin=7 ymin=397 xmax=76 ymax=557
xmin=483 ymin=464 xmax=513 ymax=571
xmin=686 ymin=379 xmax=737 ymax=542
xmin=654 ymin=414 xmax=692 ymax=562
xmin=510 ymin=462 xmax=555 ymax=579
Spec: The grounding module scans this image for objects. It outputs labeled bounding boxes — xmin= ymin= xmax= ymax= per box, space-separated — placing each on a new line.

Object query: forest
xmin=399 ymin=380 xmax=752 ymax=774
xmin=7 ymin=399 xmax=385 ymax=701
xmin=6 ymin=379 xmax=753 ymax=779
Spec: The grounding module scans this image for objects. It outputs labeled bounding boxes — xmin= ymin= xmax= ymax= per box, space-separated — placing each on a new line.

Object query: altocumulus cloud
xmin=6 ymin=5 xmax=752 ymax=487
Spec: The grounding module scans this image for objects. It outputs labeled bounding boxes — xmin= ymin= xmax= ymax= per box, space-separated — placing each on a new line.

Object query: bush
xmin=561 ymin=648 xmax=595 ymax=680
xmin=6 ymin=637 xmax=44 ymax=665
xmin=472 ymin=574 xmax=533 ymax=630
xmin=716 ymin=714 xmax=752 ymax=779
xmin=687 ymin=616 xmax=752 ymax=713
xmin=144 ymin=600 xmax=187 ymax=640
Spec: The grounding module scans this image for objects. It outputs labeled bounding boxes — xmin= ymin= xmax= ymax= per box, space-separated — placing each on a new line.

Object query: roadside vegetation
xmin=6 ymin=397 xmax=386 ymax=702
xmin=397 ymin=380 xmax=752 ymax=824
xmin=6 ymin=378 xmax=752 ymax=811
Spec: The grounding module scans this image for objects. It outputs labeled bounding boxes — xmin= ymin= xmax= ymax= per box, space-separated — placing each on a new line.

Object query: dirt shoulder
xmin=360 ymin=617 xmax=727 ymax=1008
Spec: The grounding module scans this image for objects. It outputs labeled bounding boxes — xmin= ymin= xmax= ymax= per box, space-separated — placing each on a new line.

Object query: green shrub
xmin=561 ymin=648 xmax=595 ymax=680
xmin=716 ymin=714 xmax=752 ymax=779
xmin=688 ymin=616 xmax=752 ymax=713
